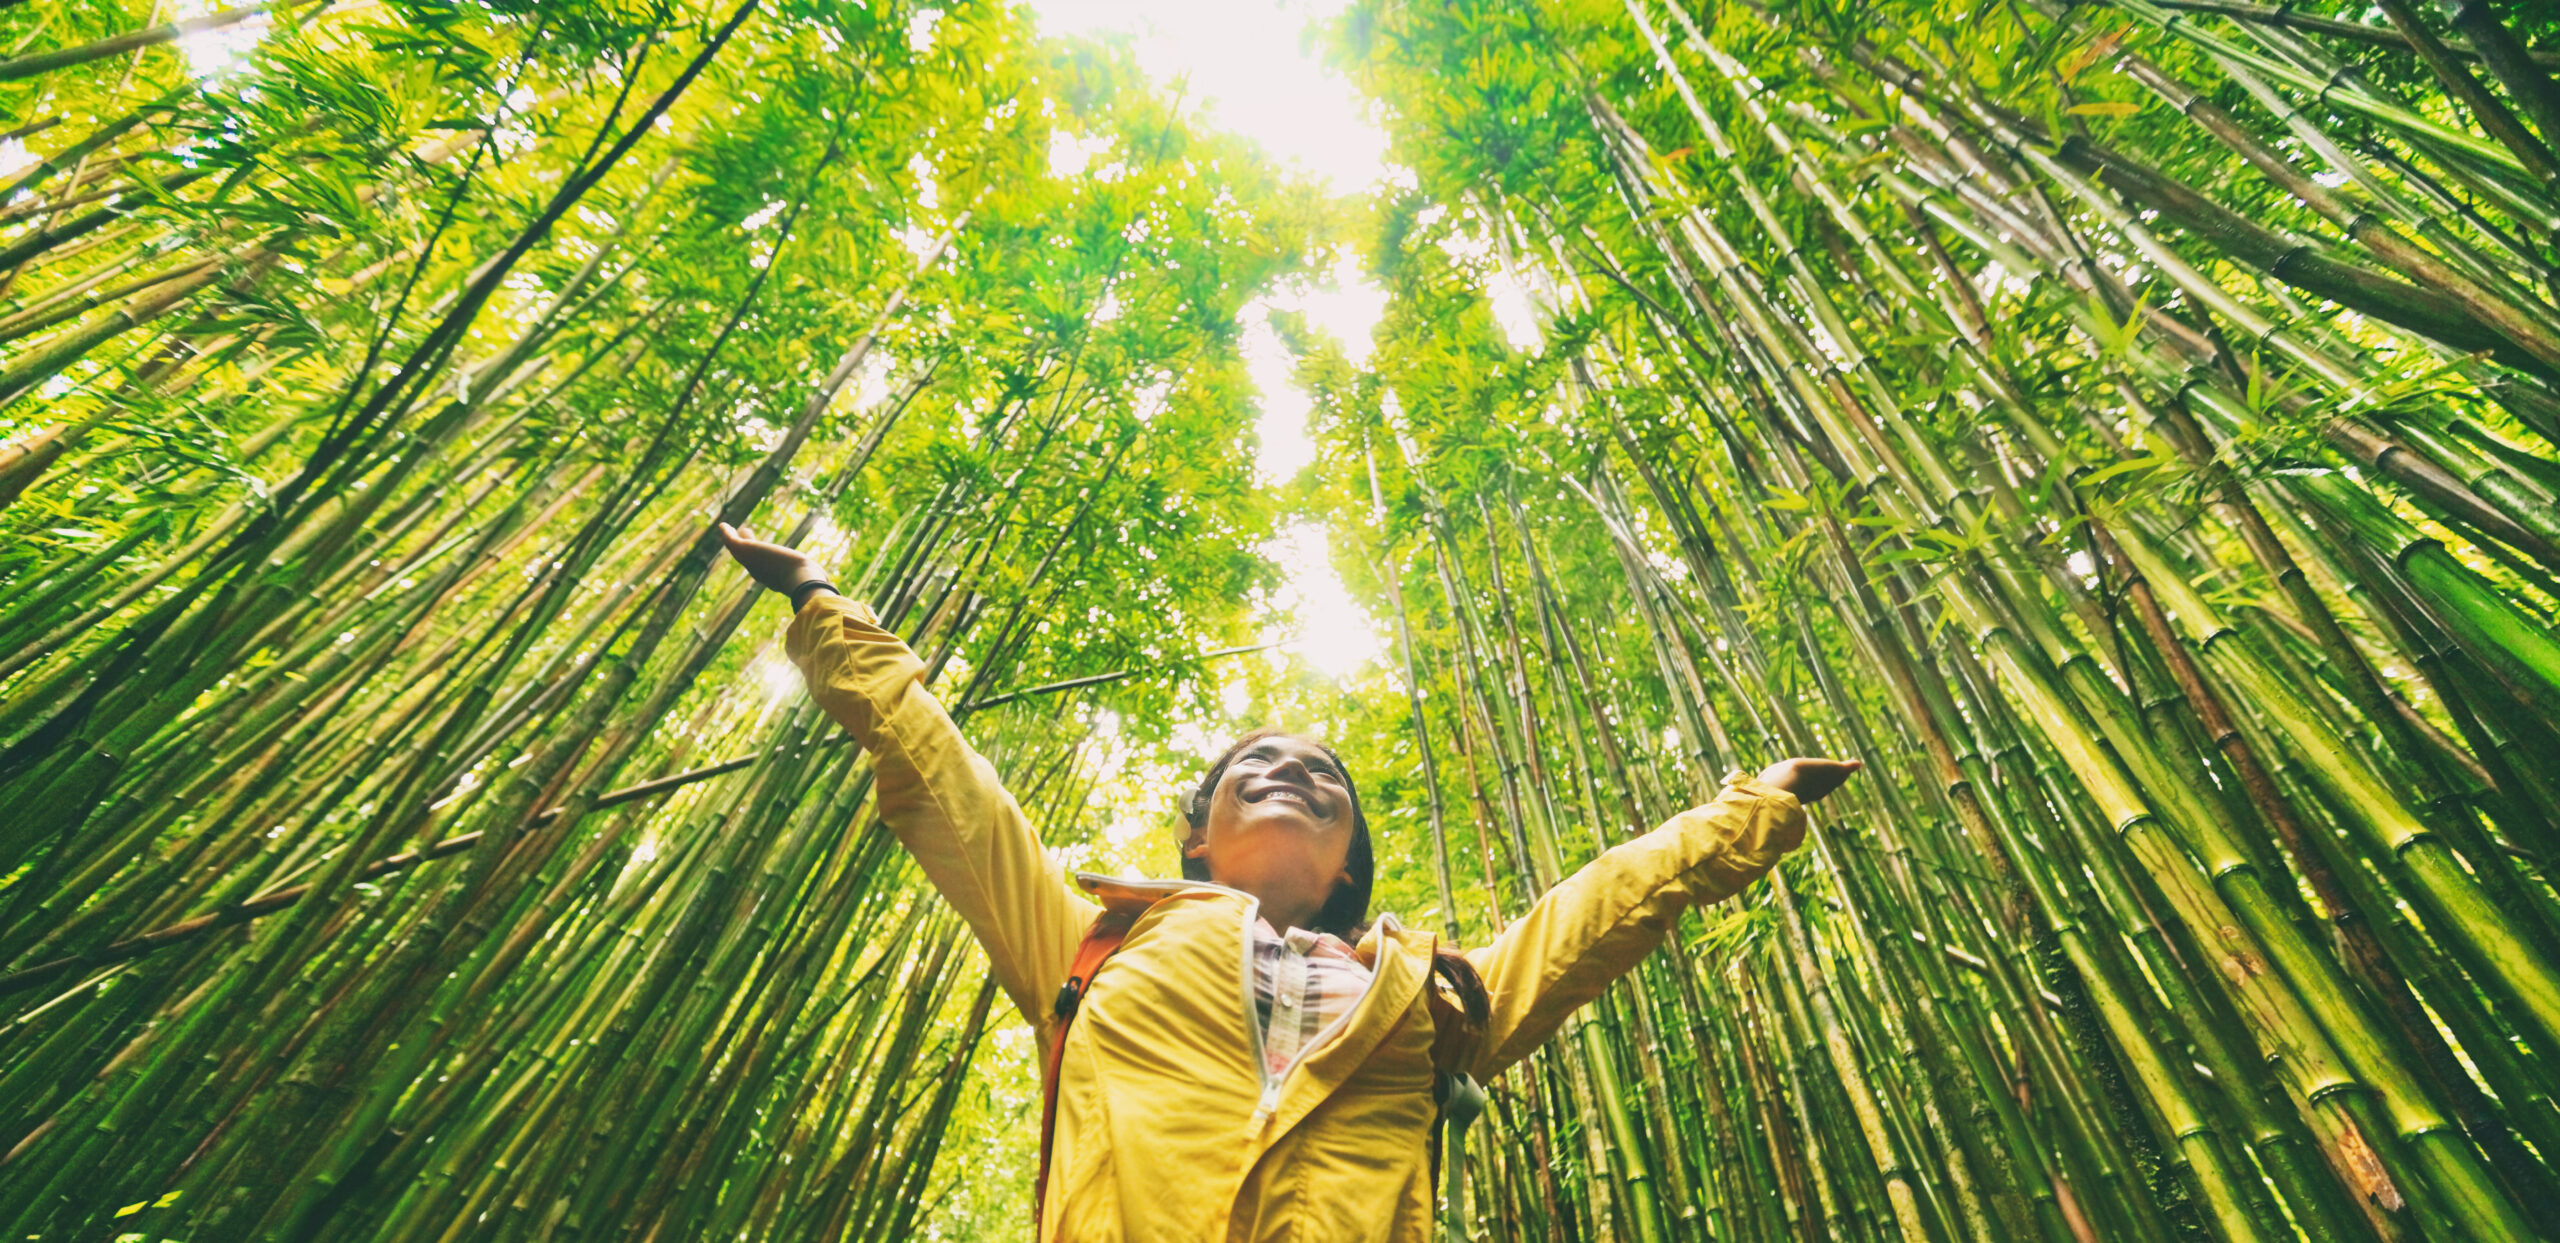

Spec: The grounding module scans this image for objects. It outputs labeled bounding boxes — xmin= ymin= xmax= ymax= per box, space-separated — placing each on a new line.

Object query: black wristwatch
xmin=788 ymin=579 xmax=840 ymax=611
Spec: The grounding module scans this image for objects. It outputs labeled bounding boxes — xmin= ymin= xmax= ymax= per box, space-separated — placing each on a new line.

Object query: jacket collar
xmin=1073 ymin=871 xmax=1205 ymax=915
xmin=1072 ymin=872 xmax=1429 ymax=967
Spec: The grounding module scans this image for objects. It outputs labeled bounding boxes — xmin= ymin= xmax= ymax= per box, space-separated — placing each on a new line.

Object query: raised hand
xmin=1753 ymin=757 xmax=1861 ymax=805
xmin=718 ymin=523 xmax=832 ymax=598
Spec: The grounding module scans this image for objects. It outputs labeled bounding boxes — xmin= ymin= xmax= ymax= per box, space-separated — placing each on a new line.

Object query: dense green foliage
xmin=0 ymin=2 xmax=1330 ymax=1236
xmin=5 ymin=0 xmax=2560 ymax=1240
xmin=1296 ymin=0 xmax=2560 ymax=1240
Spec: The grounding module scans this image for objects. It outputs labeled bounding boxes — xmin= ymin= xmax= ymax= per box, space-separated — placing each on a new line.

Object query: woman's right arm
xmin=738 ymin=528 xmax=1098 ymax=1027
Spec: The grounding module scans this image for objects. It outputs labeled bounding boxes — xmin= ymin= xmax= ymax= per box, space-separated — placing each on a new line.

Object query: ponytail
xmin=1431 ymin=944 xmax=1491 ymax=1033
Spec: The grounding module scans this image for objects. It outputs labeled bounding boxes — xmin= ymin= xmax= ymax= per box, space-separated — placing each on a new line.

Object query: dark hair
xmin=1181 ymin=729 xmax=1489 ymax=1033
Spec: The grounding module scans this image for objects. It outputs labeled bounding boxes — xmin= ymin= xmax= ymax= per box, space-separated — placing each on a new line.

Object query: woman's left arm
xmin=1458 ymin=759 xmax=1853 ymax=1079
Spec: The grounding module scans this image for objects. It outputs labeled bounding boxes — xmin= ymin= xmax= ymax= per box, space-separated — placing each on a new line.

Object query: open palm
xmin=718 ymin=523 xmax=829 ymax=596
xmin=1754 ymin=757 xmax=1861 ymax=805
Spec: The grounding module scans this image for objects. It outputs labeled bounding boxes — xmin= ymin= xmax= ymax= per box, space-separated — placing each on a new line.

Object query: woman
xmin=720 ymin=523 xmax=1858 ymax=1242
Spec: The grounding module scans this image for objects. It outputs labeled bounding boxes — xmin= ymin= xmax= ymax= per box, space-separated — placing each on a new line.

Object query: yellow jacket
xmin=787 ymin=593 xmax=1807 ymax=1242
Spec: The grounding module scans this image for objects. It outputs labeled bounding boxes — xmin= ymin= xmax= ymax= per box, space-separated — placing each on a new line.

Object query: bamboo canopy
xmin=4 ymin=0 xmax=2560 ymax=1240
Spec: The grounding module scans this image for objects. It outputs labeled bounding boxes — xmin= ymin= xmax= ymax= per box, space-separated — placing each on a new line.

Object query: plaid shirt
xmin=1249 ymin=915 xmax=1391 ymax=1079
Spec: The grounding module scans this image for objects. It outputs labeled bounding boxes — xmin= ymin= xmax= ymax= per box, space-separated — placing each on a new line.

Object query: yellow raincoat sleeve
xmin=1462 ymin=771 xmax=1805 ymax=1078
xmin=785 ymin=593 xmax=1100 ymax=1026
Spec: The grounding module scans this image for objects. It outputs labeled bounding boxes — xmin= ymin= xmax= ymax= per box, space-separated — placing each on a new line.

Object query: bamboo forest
xmin=8 ymin=0 xmax=2560 ymax=1237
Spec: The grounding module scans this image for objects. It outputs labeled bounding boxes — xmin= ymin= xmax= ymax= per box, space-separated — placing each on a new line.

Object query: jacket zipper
xmin=1238 ymin=894 xmax=1279 ymax=1130
xmin=1232 ymin=892 xmax=1366 ymax=1135
xmin=1078 ymin=875 xmax=1365 ymax=1136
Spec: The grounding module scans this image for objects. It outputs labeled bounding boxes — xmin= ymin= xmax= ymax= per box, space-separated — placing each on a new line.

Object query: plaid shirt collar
xmin=1248 ymin=914 xmax=1396 ymax=1078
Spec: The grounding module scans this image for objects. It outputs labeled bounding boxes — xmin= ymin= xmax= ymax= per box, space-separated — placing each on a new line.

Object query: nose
xmin=1266 ymin=754 xmax=1313 ymax=786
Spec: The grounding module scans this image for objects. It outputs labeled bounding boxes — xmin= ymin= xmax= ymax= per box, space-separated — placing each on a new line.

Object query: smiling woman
xmin=717 ymin=520 xmax=1857 ymax=1241
xmin=1181 ymin=730 xmax=1367 ymax=935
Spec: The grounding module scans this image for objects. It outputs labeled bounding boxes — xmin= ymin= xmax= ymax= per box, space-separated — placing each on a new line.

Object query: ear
xmin=1181 ymin=827 xmax=1209 ymax=860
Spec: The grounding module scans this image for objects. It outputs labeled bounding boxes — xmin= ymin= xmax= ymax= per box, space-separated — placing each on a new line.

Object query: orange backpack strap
xmin=1034 ymin=908 xmax=1138 ymax=1233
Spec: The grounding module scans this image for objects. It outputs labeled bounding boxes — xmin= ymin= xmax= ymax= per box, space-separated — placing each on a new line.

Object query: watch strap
xmin=787 ymin=579 xmax=839 ymax=612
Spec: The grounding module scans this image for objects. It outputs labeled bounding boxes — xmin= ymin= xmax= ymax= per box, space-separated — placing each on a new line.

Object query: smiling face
xmin=1180 ymin=733 xmax=1365 ymax=935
